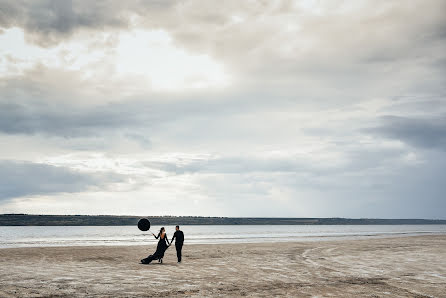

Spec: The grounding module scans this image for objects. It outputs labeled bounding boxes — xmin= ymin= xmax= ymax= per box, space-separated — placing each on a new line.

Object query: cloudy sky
xmin=0 ymin=0 xmax=445 ymax=218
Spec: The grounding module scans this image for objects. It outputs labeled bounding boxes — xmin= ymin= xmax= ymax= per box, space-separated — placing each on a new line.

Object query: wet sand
xmin=0 ymin=235 xmax=445 ymax=297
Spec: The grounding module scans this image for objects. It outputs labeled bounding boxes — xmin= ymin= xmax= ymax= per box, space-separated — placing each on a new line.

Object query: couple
xmin=141 ymin=225 xmax=184 ymax=264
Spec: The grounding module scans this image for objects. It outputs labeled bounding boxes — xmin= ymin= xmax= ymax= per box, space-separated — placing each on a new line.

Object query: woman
xmin=141 ymin=227 xmax=170 ymax=264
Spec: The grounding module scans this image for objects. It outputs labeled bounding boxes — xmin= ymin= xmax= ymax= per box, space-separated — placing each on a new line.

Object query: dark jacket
xmin=171 ymin=230 xmax=184 ymax=245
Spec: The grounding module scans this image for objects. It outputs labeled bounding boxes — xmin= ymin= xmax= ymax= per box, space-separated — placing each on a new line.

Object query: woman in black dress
xmin=141 ymin=227 xmax=170 ymax=264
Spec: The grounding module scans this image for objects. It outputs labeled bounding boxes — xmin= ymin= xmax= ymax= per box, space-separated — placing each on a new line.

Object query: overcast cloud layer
xmin=0 ymin=0 xmax=445 ymax=218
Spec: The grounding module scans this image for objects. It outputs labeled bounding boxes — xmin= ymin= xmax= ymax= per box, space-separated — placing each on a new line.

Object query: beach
xmin=0 ymin=235 xmax=445 ymax=297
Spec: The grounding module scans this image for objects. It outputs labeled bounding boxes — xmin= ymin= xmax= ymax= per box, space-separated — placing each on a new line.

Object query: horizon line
xmin=1 ymin=214 xmax=446 ymax=221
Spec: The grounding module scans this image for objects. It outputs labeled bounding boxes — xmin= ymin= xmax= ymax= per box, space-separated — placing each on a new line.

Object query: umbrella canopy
xmin=137 ymin=218 xmax=151 ymax=231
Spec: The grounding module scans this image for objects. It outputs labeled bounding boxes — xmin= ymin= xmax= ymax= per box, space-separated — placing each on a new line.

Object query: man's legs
xmin=175 ymin=244 xmax=183 ymax=262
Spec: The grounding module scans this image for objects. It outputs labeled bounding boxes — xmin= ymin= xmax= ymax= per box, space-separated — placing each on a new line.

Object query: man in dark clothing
xmin=171 ymin=225 xmax=184 ymax=263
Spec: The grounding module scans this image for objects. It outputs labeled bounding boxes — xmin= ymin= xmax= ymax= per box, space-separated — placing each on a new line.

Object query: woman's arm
xmin=166 ymin=234 xmax=170 ymax=246
xmin=154 ymin=232 xmax=160 ymax=239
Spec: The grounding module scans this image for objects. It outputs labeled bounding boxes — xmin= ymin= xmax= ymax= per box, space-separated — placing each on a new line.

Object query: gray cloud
xmin=0 ymin=73 xmax=293 ymax=139
xmin=166 ymin=151 xmax=446 ymax=218
xmin=0 ymin=100 xmax=142 ymax=137
xmin=0 ymin=0 xmax=171 ymax=46
xmin=145 ymin=147 xmax=404 ymax=177
xmin=0 ymin=160 xmax=122 ymax=200
xmin=365 ymin=115 xmax=446 ymax=150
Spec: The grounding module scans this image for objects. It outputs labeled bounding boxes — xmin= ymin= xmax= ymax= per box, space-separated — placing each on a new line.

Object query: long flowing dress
xmin=153 ymin=232 xmax=170 ymax=259
xmin=141 ymin=232 xmax=170 ymax=264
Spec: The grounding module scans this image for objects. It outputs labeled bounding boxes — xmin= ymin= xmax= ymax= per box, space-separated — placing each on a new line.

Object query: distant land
xmin=1 ymin=214 xmax=445 ymax=226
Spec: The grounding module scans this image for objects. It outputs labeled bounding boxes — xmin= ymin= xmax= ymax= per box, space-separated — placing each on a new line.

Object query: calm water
xmin=1 ymin=225 xmax=445 ymax=248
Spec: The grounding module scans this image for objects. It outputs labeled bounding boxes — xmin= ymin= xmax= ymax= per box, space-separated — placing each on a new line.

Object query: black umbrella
xmin=137 ymin=218 xmax=151 ymax=231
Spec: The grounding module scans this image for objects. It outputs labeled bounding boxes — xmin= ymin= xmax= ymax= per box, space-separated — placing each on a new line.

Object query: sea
xmin=1 ymin=225 xmax=445 ymax=248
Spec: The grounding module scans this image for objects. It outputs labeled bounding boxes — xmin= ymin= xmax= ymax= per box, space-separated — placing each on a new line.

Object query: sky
xmin=0 ymin=0 xmax=445 ymax=218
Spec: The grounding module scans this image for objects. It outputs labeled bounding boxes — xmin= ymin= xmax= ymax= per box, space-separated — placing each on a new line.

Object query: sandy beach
xmin=1 ymin=235 xmax=445 ymax=297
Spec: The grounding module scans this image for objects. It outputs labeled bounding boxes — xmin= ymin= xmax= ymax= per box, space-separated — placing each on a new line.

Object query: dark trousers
xmin=175 ymin=243 xmax=183 ymax=262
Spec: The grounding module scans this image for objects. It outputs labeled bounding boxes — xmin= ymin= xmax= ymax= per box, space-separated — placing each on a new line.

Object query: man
xmin=171 ymin=225 xmax=184 ymax=263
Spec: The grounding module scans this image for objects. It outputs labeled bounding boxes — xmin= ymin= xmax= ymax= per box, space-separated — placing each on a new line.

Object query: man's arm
xmin=171 ymin=231 xmax=176 ymax=243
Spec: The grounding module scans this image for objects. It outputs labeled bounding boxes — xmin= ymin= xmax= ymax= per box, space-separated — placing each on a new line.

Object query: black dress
xmin=141 ymin=233 xmax=170 ymax=264
xmin=153 ymin=232 xmax=170 ymax=259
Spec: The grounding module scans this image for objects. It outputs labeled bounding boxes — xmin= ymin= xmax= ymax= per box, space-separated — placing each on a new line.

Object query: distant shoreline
xmin=1 ymin=214 xmax=445 ymax=226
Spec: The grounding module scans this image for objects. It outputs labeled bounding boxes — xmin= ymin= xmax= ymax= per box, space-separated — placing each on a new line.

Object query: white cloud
xmin=0 ymin=27 xmax=230 ymax=94
xmin=115 ymin=29 xmax=229 ymax=91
